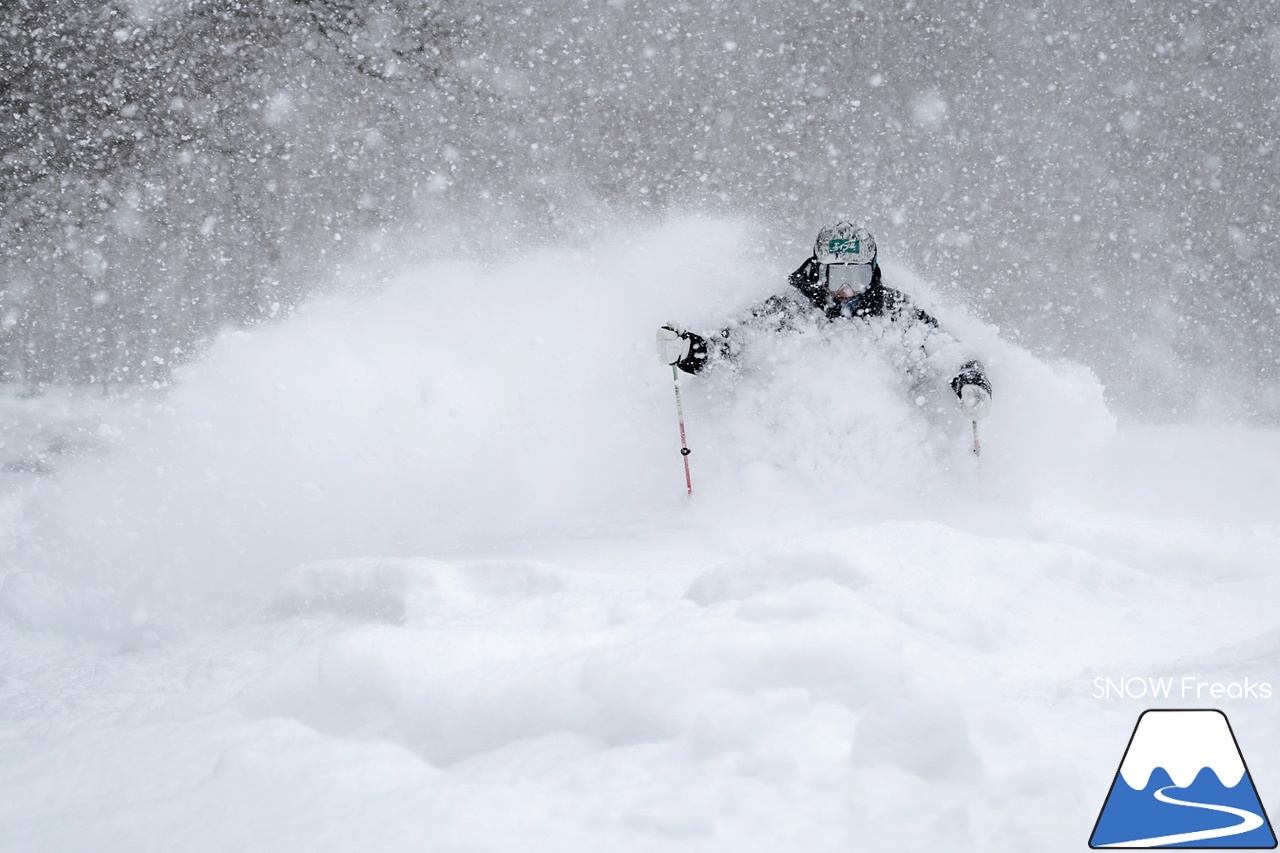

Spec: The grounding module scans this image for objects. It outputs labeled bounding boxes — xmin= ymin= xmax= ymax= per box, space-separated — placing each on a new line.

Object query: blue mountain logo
xmin=1091 ymin=709 xmax=1276 ymax=848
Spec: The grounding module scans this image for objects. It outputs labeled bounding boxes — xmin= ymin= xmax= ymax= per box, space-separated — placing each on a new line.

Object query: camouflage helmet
xmin=814 ymin=222 xmax=876 ymax=265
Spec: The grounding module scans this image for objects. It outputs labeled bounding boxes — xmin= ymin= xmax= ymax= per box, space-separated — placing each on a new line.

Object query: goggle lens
xmin=825 ymin=263 xmax=873 ymax=300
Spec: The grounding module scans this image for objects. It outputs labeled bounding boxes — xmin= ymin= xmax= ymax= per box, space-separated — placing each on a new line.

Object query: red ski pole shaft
xmin=671 ymin=365 xmax=693 ymax=494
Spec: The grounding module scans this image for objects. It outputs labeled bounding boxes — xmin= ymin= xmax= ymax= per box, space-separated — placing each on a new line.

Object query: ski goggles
xmin=823 ymin=262 xmax=874 ymax=301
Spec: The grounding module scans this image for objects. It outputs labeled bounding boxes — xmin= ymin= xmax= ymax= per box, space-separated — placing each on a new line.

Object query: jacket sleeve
xmin=892 ymin=295 xmax=992 ymax=399
xmin=675 ymin=292 xmax=805 ymax=375
xmin=789 ymin=257 xmax=827 ymax=308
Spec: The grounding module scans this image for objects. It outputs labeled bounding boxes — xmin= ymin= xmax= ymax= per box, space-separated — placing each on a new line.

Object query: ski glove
xmin=657 ymin=324 xmax=691 ymax=364
xmin=957 ymin=384 xmax=992 ymax=421
xmin=950 ymin=359 xmax=992 ymax=421
xmin=657 ymin=324 xmax=710 ymax=373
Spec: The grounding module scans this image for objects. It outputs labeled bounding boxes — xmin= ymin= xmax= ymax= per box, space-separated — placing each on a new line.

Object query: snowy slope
xmin=1118 ymin=711 xmax=1246 ymax=790
xmin=1 ymin=220 xmax=1278 ymax=852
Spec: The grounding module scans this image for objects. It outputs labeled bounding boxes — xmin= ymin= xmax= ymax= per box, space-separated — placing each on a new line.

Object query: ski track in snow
xmin=1 ymin=221 xmax=1279 ymax=852
xmin=1099 ymin=786 xmax=1265 ymax=848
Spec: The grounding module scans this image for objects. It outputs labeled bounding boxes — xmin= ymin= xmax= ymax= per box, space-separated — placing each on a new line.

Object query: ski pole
xmin=670 ymin=365 xmax=693 ymax=495
xmin=971 ymin=420 xmax=981 ymax=457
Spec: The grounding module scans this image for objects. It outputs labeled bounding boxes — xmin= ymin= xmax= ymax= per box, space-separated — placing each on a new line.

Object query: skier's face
xmin=824 ymin=263 xmax=873 ymax=302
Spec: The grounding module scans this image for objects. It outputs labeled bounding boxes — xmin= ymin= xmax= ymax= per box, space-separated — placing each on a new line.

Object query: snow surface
xmin=1 ymin=219 xmax=1279 ymax=851
xmin=1118 ymin=711 xmax=1245 ymax=790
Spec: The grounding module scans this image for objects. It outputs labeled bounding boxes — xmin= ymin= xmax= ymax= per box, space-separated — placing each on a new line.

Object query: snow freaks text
xmin=1093 ymin=677 xmax=1274 ymax=701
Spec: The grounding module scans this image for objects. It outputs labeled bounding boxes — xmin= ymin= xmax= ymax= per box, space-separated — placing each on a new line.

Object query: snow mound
xmin=1119 ymin=710 xmax=1247 ymax=790
xmin=686 ymin=551 xmax=869 ymax=605
xmin=270 ymin=558 xmax=565 ymax=623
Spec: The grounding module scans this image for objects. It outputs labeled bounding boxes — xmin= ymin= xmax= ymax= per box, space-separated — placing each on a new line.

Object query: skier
xmin=656 ymin=221 xmax=993 ymax=422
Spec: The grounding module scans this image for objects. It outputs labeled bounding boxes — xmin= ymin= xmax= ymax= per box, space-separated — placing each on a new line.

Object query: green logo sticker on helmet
xmin=827 ymin=238 xmax=862 ymax=256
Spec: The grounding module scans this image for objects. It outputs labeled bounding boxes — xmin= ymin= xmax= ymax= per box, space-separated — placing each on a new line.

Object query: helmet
xmin=814 ymin=222 xmax=876 ymax=265
xmin=814 ymin=222 xmax=877 ymax=302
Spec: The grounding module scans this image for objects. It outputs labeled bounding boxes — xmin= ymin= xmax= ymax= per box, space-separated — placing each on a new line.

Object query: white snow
xmin=1 ymin=219 xmax=1279 ymax=852
xmin=1118 ymin=710 xmax=1246 ymax=790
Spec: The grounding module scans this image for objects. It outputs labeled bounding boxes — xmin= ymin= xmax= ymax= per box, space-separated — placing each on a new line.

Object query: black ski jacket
xmin=673 ymin=257 xmax=991 ymax=399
